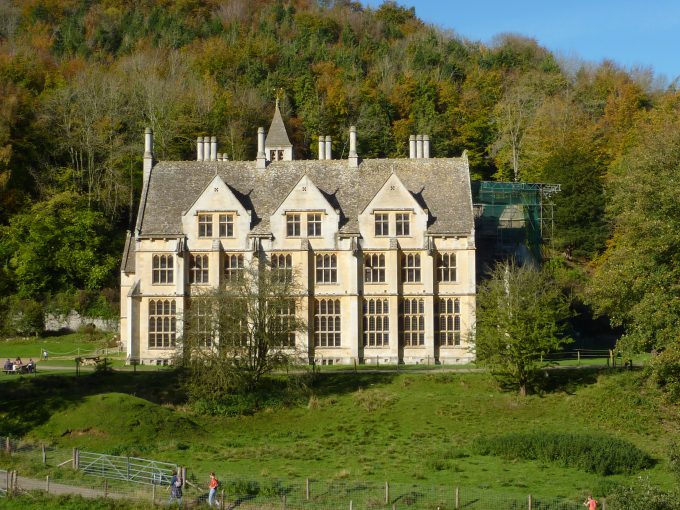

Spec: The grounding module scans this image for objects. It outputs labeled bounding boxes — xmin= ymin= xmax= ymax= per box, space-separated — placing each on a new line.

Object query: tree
xmin=474 ymin=261 xmax=572 ymax=396
xmin=179 ymin=258 xmax=306 ymax=399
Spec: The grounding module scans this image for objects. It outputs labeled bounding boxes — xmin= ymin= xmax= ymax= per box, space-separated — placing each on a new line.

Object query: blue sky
xmin=362 ymin=0 xmax=680 ymax=84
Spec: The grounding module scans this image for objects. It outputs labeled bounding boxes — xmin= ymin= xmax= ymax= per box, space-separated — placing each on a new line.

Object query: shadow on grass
xmin=0 ymin=370 xmax=184 ymax=437
xmin=540 ymin=366 xmax=610 ymax=395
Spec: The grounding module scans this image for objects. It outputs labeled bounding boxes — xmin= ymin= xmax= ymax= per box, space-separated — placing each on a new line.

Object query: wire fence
xmin=0 ymin=438 xmax=593 ymax=509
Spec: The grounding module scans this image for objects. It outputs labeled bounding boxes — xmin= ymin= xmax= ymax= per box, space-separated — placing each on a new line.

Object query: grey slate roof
xmin=136 ymin=158 xmax=474 ymax=237
xmin=265 ymin=102 xmax=292 ymax=147
xmin=121 ymin=231 xmax=136 ymax=273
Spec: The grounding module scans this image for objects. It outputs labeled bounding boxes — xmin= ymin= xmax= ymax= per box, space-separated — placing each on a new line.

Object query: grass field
xmin=1 ymin=364 xmax=678 ymax=502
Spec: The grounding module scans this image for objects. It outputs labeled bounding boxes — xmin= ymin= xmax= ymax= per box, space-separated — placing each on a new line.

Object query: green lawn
xmin=0 ymin=333 xmax=116 ymax=361
xmin=1 ymin=367 xmax=677 ymax=503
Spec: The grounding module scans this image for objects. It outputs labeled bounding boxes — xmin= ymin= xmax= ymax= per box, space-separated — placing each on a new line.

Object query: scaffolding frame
xmin=472 ymin=181 xmax=561 ymax=260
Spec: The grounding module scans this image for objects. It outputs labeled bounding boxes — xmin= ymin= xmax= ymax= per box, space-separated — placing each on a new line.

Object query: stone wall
xmin=44 ymin=311 xmax=119 ymax=333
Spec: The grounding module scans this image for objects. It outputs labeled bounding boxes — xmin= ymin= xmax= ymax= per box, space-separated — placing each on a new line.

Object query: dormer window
xmin=286 ymin=213 xmax=301 ymax=237
xmin=219 ymin=214 xmax=234 ymax=237
xmin=198 ymin=214 xmax=213 ymax=237
xmin=307 ymin=213 xmax=322 ymax=237
xmin=396 ymin=213 xmax=410 ymax=236
xmin=375 ymin=213 xmax=389 ymax=236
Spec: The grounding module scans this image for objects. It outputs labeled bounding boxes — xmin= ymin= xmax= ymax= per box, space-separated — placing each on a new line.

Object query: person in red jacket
xmin=584 ymin=495 xmax=597 ymax=510
xmin=208 ymin=472 xmax=219 ymax=507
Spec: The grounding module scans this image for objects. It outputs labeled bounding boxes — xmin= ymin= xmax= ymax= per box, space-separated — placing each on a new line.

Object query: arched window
xmin=401 ymin=253 xmax=421 ymax=283
xmin=152 ymin=254 xmax=174 ymax=284
xmin=189 ymin=254 xmax=209 ymax=284
xmin=363 ymin=298 xmax=389 ymax=347
xmin=437 ymin=297 xmax=461 ymax=346
xmin=271 ymin=253 xmax=293 ymax=283
xmin=364 ymin=253 xmax=386 ymax=283
xmin=223 ymin=254 xmax=244 ymax=282
xmin=315 ymin=254 xmax=337 ymax=284
xmin=399 ymin=297 xmax=424 ymax=346
xmin=314 ymin=299 xmax=341 ymax=347
xmin=148 ymin=299 xmax=177 ymax=348
xmin=437 ymin=253 xmax=457 ymax=282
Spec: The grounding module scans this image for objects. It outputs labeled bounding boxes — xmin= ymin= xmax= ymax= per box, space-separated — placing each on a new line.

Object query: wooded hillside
xmin=0 ymin=0 xmax=678 ymax=385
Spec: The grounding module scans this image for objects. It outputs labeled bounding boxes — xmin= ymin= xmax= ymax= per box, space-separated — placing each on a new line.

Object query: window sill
xmin=363 ymin=345 xmax=390 ymax=349
xmin=147 ymin=347 xmax=177 ymax=350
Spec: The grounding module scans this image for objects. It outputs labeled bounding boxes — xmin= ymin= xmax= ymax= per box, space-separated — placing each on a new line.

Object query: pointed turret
xmin=265 ymin=98 xmax=293 ymax=161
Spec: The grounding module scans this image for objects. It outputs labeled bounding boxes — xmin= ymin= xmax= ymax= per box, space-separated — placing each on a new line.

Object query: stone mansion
xmin=120 ymin=103 xmax=476 ymax=365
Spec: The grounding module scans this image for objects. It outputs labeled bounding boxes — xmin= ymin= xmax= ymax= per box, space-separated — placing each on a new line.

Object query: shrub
xmin=352 ymin=388 xmax=397 ymax=411
xmin=606 ymin=478 xmax=680 ymax=510
xmin=472 ymin=432 xmax=653 ymax=475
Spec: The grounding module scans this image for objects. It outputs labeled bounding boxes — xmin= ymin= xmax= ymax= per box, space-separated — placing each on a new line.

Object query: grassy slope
xmin=1 ymin=369 xmax=677 ymax=500
xmin=0 ymin=334 xmax=112 ymax=360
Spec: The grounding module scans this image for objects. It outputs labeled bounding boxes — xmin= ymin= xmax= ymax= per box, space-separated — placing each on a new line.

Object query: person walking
xmin=169 ymin=469 xmax=183 ymax=507
xmin=207 ymin=472 xmax=219 ymax=507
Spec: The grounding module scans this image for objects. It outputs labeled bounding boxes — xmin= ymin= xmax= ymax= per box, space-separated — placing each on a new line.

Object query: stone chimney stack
xmin=257 ymin=127 xmax=266 ymax=169
xmin=349 ymin=126 xmax=358 ymax=168
xmin=325 ymin=136 xmax=332 ymax=160
xmin=318 ymin=135 xmax=325 ymax=160
xmin=416 ymin=135 xmax=423 ymax=159
xmin=143 ymin=127 xmax=154 ymax=182
xmin=423 ymin=135 xmax=430 ymax=159
xmin=197 ymin=136 xmax=204 ymax=161
xmin=409 ymin=135 xmax=416 ymax=159
xmin=210 ymin=136 xmax=217 ymax=161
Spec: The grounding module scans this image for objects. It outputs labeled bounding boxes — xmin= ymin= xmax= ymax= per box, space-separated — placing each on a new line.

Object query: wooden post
xmin=72 ymin=448 xmax=77 ymax=469
xmin=455 ymin=487 xmax=459 ymax=509
xmin=46 ymin=475 xmax=50 ymax=493
xmin=577 ymin=350 xmax=581 ymax=366
xmin=152 ymin=482 xmax=156 ymax=503
xmin=385 ymin=481 xmax=389 ymax=504
xmin=283 ymin=494 xmax=287 ymax=510
xmin=349 ymin=500 xmax=353 ymax=510
xmin=5 ymin=437 xmax=10 ymax=454
xmin=104 ymin=479 xmax=108 ymax=498
xmin=220 ymin=489 xmax=225 ymax=509
xmin=306 ymin=478 xmax=310 ymax=500
xmin=127 ymin=456 xmax=130 ymax=481
xmin=42 ymin=444 xmax=46 ymax=465
xmin=528 ymin=494 xmax=532 ymax=510
xmin=602 ymin=497 xmax=606 ymax=510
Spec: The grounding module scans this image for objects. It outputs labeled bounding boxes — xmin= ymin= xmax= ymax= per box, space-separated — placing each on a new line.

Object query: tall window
xmin=286 ymin=213 xmax=301 ymax=237
xmin=364 ymin=253 xmax=386 ymax=283
xmin=314 ymin=299 xmax=341 ymax=347
xmin=271 ymin=253 xmax=293 ymax=283
xmin=315 ymin=254 xmax=337 ymax=284
xmin=274 ymin=300 xmax=296 ymax=347
xmin=401 ymin=253 xmax=421 ymax=283
xmin=437 ymin=253 xmax=457 ymax=282
xmin=437 ymin=298 xmax=461 ymax=346
xmin=189 ymin=254 xmax=209 ymax=284
xmin=307 ymin=213 xmax=322 ymax=237
xmin=375 ymin=213 xmax=389 ymax=236
xmin=400 ymin=298 xmax=424 ymax=346
xmin=221 ymin=299 xmax=248 ymax=347
xmin=219 ymin=214 xmax=234 ymax=237
xmin=152 ymin=254 xmax=174 ymax=284
xmin=191 ymin=298 xmax=213 ymax=347
xmin=363 ymin=298 xmax=389 ymax=347
xmin=198 ymin=214 xmax=213 ymax=237
xmin=148 ymin=299 xmax=176 ymax=348
xmin=396 ymin=213 xmax=410 ymax=236
xmin=223 ymin=253 xmax=244 ymax=282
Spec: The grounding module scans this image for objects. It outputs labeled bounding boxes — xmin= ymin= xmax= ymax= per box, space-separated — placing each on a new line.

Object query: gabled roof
xmin=265 ymin=101 xmax=292 ymax=148
xmin=136 ymin=158 xmax=474 ymax=238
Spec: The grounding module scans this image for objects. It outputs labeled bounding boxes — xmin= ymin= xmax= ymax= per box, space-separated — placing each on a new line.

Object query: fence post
xmin=152 ymin=482 xmax=156 ymax=504
xmin=220 ymin=488 xmax=225 ymax=509
xmin=385 ymin=481 xmax=389 ymax=504
xmin=42 ymin=444 xmax=46 ymax=465
xmin=283 ymin=494 xmax=287 ymax=510
xmin=577 ymin=350 xmax=581 ymax=366
xmin=127 ymin=456 xmax=130 ymax=481
xmin=528 ymin=494 xmax=532 ymax=510
xmin=455 ymin=487 xmax=459 ymax=509
xmin=5 ymin=437 xmax=10 ymax=454
xmin=104 ymin=479 xmax=108 ymax=498
xmin=72 ymin=448 xmax=77 ymax=469
xmin=349 ymin=500 xmax=353 ymax=510
xmin=602 ymin=497 xmax=606 ymax=510
xmin=306 ymin=478 xmax=310 ymax=500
